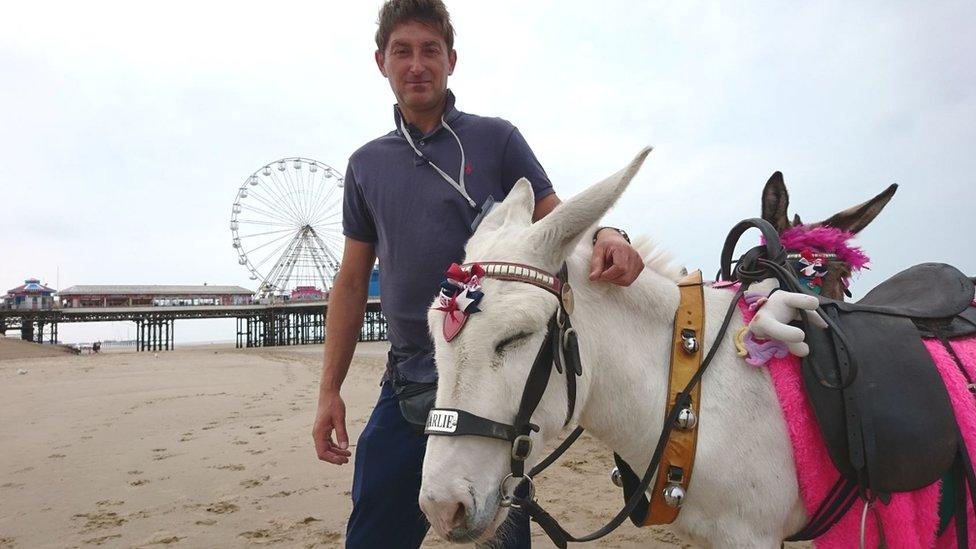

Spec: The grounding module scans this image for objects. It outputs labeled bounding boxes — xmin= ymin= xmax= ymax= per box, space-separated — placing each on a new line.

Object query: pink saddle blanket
xmin=737 ymin=301 xmax=976 ymax=548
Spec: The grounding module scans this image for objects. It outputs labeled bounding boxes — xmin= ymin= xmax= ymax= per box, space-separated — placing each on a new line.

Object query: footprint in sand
xmin=144 ymin=535 xmax=183 ymax=545
xmin=239 ymin=475 xmax=270 ymax=489
xmin=0 ymin=537 xmax=16 ymax=548
xmin=48 ymin=453 xmax=66 ymax=459
xmin=96 ymin=500 xmax=124 ymax=507
xmin=82 ymin=533 xmax=122 ymax=545
xmin=214 ymin=464 xmax=246 ymax=471
xmin=130 ymin=479 xmax=150 ymax=486
xmin=195 ymin=519 xmax=218 ymax=526
xmin=73 ymin=510 xmax=127 ymax=531
xmin=239 ymin=529 xmax=272 ymax=540
xmin=205 ymin=501 xmax=239 ymax=514
xmin=127 ymin=470 xmax=143 ymax=475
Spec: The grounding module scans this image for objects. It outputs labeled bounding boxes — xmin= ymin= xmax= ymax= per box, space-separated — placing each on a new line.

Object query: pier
xmin=0 ymin=299 xmax=386 ymax=351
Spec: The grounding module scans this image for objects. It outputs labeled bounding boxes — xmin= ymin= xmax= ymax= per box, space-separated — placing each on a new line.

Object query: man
xmin=311 ymin=1 xmax=644 ymax=547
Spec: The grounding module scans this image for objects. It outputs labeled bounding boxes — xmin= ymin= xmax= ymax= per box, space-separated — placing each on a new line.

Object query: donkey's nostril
xmin=421 ymin=494 xmax=473 ymax=537
xmin=451 ymin=502 xmax=466 ymax=528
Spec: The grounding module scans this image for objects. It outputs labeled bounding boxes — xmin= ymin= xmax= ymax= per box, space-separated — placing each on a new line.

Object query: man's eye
xmin=495 ymin=332 xmax=531 ymax=355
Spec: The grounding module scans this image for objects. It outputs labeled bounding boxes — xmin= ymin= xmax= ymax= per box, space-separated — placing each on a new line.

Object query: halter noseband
xmin=425 ymin=262 xmax=582 ymax=499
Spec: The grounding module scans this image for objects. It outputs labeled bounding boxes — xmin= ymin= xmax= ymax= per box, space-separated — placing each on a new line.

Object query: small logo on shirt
xmin=464 ymin=163 xmax=473 ymax=175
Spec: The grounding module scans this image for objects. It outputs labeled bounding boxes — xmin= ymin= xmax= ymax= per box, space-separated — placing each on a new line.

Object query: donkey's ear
xmin=474 ymin=178 xmax=536 ymax=234
xmin=761 ymin=171 xmax=791 ymax=233
xmin=817 ymin=183 xmax=898 ymax=234
xmin=529 ymin=147 xmax=652 ymax=264
xmin=792 ymin=213 xmax=803 ymax=227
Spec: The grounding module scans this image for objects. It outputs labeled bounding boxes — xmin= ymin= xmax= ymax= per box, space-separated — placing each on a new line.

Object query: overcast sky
xmin=2 ymin=1 xmax=973 ymax=343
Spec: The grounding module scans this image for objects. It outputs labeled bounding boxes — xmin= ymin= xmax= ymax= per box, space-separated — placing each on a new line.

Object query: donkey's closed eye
xmin=495 ymin=332 xmax=532 ymax=355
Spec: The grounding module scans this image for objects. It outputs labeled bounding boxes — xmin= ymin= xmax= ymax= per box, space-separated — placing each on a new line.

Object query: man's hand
xmin=313 ymin=389 xmax=351 ymax=465
xmin=589 ymin=229 xmax=644 ymax=286
xmin=749 ymin=291 xmax=828 ymax=357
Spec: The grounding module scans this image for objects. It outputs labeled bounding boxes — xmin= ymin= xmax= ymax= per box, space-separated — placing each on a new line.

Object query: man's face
xmin=375 ymin=20 xmax=457 ymax=114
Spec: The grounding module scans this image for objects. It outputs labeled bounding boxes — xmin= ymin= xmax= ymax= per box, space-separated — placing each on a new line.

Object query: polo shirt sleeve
xmin=342 ymin=162 xmax=378 ymax=243
xmin=501 ymin=127 xmax=554 ymax=202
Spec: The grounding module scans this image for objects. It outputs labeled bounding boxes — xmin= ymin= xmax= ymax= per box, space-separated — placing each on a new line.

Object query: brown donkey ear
xmin=761 ymin=171 xmax=791 ymax=232
xmin=792 ymin=213 xmax=803 ymax=227
xmin=818 ymin=183 xmax=898 ymax=234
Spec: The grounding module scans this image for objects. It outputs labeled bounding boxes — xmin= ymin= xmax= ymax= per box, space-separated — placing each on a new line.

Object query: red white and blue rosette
xmin=435 ymin=263 xmax=485 ymax=341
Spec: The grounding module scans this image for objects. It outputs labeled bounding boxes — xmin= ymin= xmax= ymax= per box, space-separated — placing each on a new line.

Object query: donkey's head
xmin=419 ymin=148 xmax=652 ymax=543
xmin=761 ymin=172 xmax=897 ymax=300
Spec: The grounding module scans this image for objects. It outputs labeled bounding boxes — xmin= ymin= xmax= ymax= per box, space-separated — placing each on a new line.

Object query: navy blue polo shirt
xmin=342 ymin=90 xmax=554 ymax=383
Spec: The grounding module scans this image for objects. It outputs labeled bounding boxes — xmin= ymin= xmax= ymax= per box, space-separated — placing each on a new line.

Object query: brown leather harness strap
xmin=645 ymin=269 xmax=705 ymax=525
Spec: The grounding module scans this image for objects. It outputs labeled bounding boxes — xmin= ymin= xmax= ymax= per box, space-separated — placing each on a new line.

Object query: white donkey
xmin=420 ymin=149 xmax=811 ymax=547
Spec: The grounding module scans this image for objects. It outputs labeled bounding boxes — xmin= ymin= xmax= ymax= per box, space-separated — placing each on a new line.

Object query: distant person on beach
xmin=311 ymin=1 xmax=644 ymax=547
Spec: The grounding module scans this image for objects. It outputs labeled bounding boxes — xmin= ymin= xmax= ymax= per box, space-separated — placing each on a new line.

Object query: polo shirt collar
xmin=393 ymin=89 xmax=462 ymax=139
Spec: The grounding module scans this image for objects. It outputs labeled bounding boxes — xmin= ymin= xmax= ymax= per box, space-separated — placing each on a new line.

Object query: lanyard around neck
xmin=399 ymin=115 xmax=477 ymax=208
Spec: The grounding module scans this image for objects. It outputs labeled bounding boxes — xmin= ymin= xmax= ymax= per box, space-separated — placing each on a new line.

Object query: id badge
xmin=469 ymin=195 xmax=497 ymax=232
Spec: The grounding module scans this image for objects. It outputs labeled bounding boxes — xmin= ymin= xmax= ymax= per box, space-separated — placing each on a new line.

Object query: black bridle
xmin=425 ymin=220 xmax=849 ymax=548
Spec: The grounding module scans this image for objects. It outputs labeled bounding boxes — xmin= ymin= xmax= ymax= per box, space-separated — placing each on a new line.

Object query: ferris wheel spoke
xmin=257 ymin=167 xmax=305 ymax=224
xmin=254 ymin=234 xmax=300 ymax=272
xmin=237 ymin=219 xmax=297 ymax=228
xmin=247 ymin=229 xmax=300 ymax=255
xmin=309 ymin=206 xmax=342 ymax=225
xmin=271 ymin=167 xmax=308 ymax=224
xmin=253 ymin=176 xmax=305 ymax=226
xmin=277 ymin=166 xmax=304 ymax=223
xmin=305 ymin=168 xmax=329 ymax=222
xmin=308 ymin=182 xmax=342 ymax=223
xmin=238 ymin=227 xmax=296 ymax=239
xmin=245 ymin=188 xmax=304 ymax=226
xmin=298 ymin=165 xmax=317 ymax=223
xmin=240 ymin=202 xmax=301 ymax=226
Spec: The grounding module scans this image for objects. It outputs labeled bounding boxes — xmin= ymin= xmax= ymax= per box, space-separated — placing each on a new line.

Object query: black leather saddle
xmin=802 ymin=263 xmax=976 ymax=493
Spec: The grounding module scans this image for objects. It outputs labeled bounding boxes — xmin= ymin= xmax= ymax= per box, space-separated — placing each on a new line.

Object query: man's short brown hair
xmin=375 ymin=0 xmax=455 ymax=52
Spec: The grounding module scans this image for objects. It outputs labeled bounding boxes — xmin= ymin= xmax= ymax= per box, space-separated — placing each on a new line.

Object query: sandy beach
xmin=0 ymin=339 xmax=701 ymax=548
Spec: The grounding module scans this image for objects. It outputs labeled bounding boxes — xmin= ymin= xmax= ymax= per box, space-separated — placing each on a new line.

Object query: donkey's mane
xmin=632 ymin=234 xmax=685 ymax=282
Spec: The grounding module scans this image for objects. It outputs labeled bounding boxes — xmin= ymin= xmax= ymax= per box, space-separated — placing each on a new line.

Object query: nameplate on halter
xmin=426 ymin=410 xmax=459 ymax=433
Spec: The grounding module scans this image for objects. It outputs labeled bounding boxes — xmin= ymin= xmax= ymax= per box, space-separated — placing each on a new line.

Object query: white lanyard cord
xmin=399 ymin=115 xmax=477 ymax=208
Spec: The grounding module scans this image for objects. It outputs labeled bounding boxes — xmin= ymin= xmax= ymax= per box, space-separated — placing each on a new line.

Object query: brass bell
xmin=663 ymin=483 xmax=685 ymax=508
xmin=676 ymin=407 xmax=698 ymax=430
xmin=610 ymin=467 xmax=623 ymax=488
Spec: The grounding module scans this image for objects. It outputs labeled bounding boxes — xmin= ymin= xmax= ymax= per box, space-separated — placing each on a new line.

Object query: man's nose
xmin=408 ymin=53 xmax=426 ymax=74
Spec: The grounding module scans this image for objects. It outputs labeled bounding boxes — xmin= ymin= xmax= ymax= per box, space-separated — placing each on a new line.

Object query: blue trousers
xmin=346 ymin=382 xmax=531 ymax=548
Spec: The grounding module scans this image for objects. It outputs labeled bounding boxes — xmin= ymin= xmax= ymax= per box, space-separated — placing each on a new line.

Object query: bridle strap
xmin=511 ymin=315 xmax=558 ymax=477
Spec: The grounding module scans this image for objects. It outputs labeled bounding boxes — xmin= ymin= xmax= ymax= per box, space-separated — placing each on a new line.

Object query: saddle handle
xmin=719 ymin=218 xmax=789 ymax=285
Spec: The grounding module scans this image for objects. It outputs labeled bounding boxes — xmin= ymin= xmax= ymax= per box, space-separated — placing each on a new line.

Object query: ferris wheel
xmin=231 ymin=157 xmax=344 ymax=297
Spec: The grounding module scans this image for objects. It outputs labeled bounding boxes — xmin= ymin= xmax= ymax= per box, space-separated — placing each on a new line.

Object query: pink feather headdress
xmin=778 ymin=226 xmax=870 ymax=271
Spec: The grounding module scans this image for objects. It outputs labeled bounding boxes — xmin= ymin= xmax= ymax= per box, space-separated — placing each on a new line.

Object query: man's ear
xmin=375 ymin=50 xmax=388 ymax=77
xmin=448 ymin=49 xmax=457 ymax=75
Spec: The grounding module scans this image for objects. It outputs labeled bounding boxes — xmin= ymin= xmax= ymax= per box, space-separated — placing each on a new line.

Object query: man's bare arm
xmin=313 ymin=237 xmax=376 ymax=464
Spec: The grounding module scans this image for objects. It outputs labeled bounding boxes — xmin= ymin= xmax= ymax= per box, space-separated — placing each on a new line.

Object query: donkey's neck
xmin=565 ymin=254 xmax=681 ymax=461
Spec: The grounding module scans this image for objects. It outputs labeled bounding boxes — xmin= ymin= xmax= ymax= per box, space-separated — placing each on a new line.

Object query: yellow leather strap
xmin=645 ymin=269 xmax=705 ymax=525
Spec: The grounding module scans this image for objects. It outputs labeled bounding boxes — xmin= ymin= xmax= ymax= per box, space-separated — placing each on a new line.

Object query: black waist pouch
xmin=394 ymin=381 xmax=437 ymax=432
